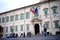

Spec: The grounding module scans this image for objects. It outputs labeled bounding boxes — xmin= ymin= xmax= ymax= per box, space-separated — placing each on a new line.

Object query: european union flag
xmin=34 ymin=7 xmax=38 ymax=16
xmin=35 ymin=7 xmax=38 ymax=13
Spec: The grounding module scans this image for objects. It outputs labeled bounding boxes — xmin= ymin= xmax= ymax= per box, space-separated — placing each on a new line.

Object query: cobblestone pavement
xmin=0 ymin=35 xmax=60 ymax=40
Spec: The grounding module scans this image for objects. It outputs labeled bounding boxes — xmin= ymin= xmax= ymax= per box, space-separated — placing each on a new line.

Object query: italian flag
xmin=30 ymin=7 xmax=35 ymax=14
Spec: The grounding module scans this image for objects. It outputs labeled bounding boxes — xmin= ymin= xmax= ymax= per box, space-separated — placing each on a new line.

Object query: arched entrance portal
xmin=34 ymin=23 xmax=40 ymax=35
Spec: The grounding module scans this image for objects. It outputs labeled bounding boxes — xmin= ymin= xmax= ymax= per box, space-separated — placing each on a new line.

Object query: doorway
xmin=0 ymin=25 xmax=3 ymax=38
xmin=34 ymin=23 xmax=40 ymax=35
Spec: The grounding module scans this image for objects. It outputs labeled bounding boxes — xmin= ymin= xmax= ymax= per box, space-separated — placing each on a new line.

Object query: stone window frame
xmin=2 ymin=17 xmax=5 ymax=23
xmin=26 ymin=12 xmax=30 ymax=19
xmin=10 ymin=15 xmax=14 ymax=21
xmin=6 ymin=16 xmax=9 ymax=22
xmin=51 ymin=6 xmax=57 ymax=14
xmin=43 ymin=8 xmax=48 ymax=16
xmin=53 ymin=20 xmax=59 ymax=28
xmin=15 ymin=14 xmax=19 ymax=20
xmin=6 ymin=26 xmax=8 ymax=32
xmin=26 ymin=24 xmax=30 ymax=31
xmin=20 ymin=25 xmax=23 ymax=31
xmin=20 ymin=13 xmax=24 ymax=20
xmin=45 ymin=21 xmax=49 ymax=29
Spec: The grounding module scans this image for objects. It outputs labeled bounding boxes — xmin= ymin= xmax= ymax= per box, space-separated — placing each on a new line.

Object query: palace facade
xmin=0 ymin=0 xmax=60 ymax=38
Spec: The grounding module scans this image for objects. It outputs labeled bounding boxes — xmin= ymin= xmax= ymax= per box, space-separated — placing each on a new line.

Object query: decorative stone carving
xmin=31 ymin=17 xmax=42 ymax=24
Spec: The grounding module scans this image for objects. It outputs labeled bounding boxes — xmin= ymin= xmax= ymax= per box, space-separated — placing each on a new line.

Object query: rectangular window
xmin=26 ymin=12 xmax=30 ymax=19
xmin=6 ymin=27 xmax=8 ymax=32
xmin=20 ymin=14 xmax=24 ymax=20
xmin=44 ymin=10 xmax=48 ymax=16
xmin=45 ymin=22 xmax=49 ymax=28
xmin=15 ymin=15 xmax=19 ymax=20
xmin=2 ymin=17 xmax=5 ymax=23
xmin=10 ymin=16 xmax=14 ymax=21
xmin=15 ymin=25 xmax=18 ymax=31
xmin=20 ymin=25 xmax=23 ymax=31
xmin=52 ymin=8 xmax=57 ymax=14
xmin=10 ymin=26 xmax=12 ymax=32
xmin=0 ymin=18 xmax=1 ymax=23
xmin=6 ymin=17 xmax=9 ymax=22
xmin=26 ymin=24 xmax=29 ymax=31
xmin=54 ymin=20 xmax=59 ymax=28
xmin=43 ymin=8 xmax=48 ymax=16
xmin=45 ymin=10 xmax=48 ymax=15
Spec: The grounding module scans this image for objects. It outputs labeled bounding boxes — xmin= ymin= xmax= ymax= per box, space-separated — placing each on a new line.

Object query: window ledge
xmin=44 ymin=14 xmax=49 ymax=16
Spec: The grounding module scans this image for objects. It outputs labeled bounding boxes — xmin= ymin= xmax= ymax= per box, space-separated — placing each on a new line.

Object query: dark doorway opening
xmin=34 ymin=23 xmax=40 ymax=35
xmin=0 ymin=25 xmax=3 ymax=38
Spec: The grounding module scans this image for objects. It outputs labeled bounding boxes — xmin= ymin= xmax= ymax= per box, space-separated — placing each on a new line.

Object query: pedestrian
xmin=23 ymin=32 xmax=25 ymax=37
xmin=44 ymin=27 xmax=47 ymax=36
xmin=15 ymin=34 xmax=18 ymax=38
xmin=20 ymin=33 xmax=23 ymax=37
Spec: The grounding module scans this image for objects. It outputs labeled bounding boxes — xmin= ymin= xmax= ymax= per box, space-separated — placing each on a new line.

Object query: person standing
xmin=44 ymin=27 xmax=47 ymax=36
xmin=23 ymin=32 xmax=25 ymax=37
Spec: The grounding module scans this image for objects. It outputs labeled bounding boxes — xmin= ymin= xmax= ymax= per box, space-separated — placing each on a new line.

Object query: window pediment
xmin=51 ymin=6 xmax=57 ymax=9
xmin=43 ymin=8 xmax=48 ymax=10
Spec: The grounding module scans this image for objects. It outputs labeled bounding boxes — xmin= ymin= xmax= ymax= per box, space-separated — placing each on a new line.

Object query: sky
xmin=0 ymin=0 xmax=40 ymax=13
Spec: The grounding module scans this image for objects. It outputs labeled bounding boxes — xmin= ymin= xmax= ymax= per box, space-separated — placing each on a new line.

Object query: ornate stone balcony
xmin=31 ymin=16 xmax=42 ymax=24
